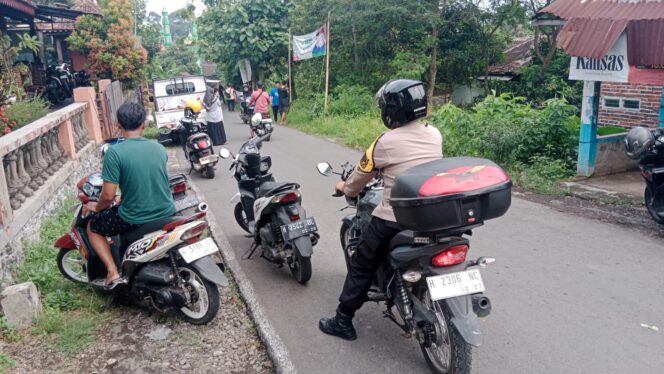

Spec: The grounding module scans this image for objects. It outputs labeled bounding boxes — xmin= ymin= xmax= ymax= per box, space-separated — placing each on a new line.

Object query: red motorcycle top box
xmin=390 ymin=157 xmax=512 ymax=232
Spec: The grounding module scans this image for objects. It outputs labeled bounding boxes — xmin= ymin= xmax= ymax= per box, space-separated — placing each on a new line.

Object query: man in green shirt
xmin=87 ymin=102 xmax=176 ymax=288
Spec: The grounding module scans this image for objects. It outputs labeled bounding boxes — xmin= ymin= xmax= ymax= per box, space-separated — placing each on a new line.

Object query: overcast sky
xmin=146 ymin=0 xmax=206 ymax=17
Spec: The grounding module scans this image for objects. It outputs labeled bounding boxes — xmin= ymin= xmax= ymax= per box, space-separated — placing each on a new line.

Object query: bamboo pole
xmin=323 ymin=11 xmax=331 ymax=114
xmin=288 ymin=28 xmax=293 ymax=102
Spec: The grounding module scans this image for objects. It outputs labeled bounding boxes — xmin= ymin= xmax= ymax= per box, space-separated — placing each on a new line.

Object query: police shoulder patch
xmin=358 ymin=133 xmax=385 ymax=173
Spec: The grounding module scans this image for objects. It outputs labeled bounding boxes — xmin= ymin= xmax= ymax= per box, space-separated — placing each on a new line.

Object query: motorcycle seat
xmin=256 ymin=182 xmax=299 ymax=198
xmin=389 ymin=230 xmax=414 ymax=249
xmin=122 ymin=216 xmax=180 ymax=245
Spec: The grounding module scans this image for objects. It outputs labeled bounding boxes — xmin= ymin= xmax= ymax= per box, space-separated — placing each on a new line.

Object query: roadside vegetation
xmin=289 ymin=88 xmax=580 ymax=195
xmin=0 ymin=198 xmax=108 ymax=361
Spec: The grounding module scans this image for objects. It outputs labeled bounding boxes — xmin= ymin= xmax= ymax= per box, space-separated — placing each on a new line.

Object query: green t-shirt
xmin=101 ymin=137 xmax=176 ymax=224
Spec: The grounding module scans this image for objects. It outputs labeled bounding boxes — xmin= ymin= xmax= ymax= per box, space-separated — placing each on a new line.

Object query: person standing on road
xmin=318 ymin=79 xmax=442 ymax=341
xmin=225 ymin=84 xmax=237 ymax=112
xmin=278 ymin=80 xmax=289 ymax=126
xmin=204 ymin=86 xmax=226 ymax=145
xmin=248 ymin=80 xmax=271 ymax=138
xmin=270 ymin=81 xmax=281 ymax=122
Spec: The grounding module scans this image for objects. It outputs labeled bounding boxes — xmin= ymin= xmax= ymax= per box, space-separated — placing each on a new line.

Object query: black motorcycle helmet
xmin=375 ymin=79 xmax=428 ymax=129
xmin=624 ymin=126 xmax=655 ymax=160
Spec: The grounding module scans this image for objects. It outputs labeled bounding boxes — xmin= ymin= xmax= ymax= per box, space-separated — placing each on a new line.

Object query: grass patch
xmin=0 ymin=351 xmax=15 ymax=373
xmin=13 ymin=197 xmax=107 ymax=354
xmin=597 ymin=126 xmax=627 ymax=136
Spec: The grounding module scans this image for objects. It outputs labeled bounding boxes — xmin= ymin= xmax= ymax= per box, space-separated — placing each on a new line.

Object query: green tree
xmin=151 ymin=44 xmax=200 ymax=78
xmin=198 ymin=0 xmax=289 ymax=82
xmin=67 ymin=0 xmax=147 ymax=86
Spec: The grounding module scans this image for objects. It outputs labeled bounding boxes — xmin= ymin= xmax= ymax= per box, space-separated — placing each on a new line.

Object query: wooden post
xmin=323 ymin=12 xmax=331 ymax=114
xmin=288 ymin=28 xmax=293 ymax=103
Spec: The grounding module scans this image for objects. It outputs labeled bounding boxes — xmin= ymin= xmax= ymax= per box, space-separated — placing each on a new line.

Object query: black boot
xmin=319 ymin=308 xmax=357 ymax=341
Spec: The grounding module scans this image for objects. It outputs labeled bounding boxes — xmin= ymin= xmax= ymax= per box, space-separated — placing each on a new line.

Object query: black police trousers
xmin=338 ymin=217 xmax=403 ymax=316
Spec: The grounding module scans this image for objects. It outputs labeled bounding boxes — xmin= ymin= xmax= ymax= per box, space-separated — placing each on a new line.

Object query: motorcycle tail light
xmin=431 ymin=244 xmax=469 ymax=267
xmin=181 ymin=222 xmax=208 ymax=244
xmin=197 ymin=140 xmax=209 ymax=149
xmin=171 ymin=181 xmax=187 ymax=194
xmin=272 ymin=191 xmax=301 ymax=204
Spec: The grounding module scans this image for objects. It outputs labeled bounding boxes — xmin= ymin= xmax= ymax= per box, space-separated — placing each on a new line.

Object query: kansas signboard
xmin=569 ymin=33 xmax=629 ymax=83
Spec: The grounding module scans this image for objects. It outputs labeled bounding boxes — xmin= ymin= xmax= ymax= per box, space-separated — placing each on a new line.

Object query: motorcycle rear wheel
xmin=57 ymin=249 xmax=88 ymax=283
xmin=205 ymin=165 xmax=215 ymax=179
xmin=289 ymin=247 xmax=312 ymax=284
xmin=418 ymin=289 xmax=472 ymax=374
xmin=645 ymin=186 xmax=664 ymax=224
xmin=234 ymin=202 xmax=251 ymax=233
xmin=177 ymin=265 xmax=220 ymax=325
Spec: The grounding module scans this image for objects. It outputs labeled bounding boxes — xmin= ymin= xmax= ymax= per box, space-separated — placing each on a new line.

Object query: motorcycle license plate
xmin=426 ymin=269 xmax=485 ymax=301
xmin=280 ymin=217 xmax=318 ymax=241
xmin=179 ymin=237 xmax=219 ymax=263
xmin=199 ymin=155 xmax=218 ymax=165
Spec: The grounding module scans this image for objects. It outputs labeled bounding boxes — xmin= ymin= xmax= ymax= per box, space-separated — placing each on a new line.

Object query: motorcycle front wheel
xmin=234 ymin=202 xmax=251 ymax=233
xmin=418 ymin=289 xmax=472 ymax=374
xmin=644 ymin=186 xmax=664 ymax=224
xmin=57 ymin=249 xmax=88 ymax=283
xmin=177 ymin=264 xmax=220 ymax=325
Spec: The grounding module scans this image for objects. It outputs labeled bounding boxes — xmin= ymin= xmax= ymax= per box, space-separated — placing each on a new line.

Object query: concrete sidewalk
xmin=563 ymin=170 xmax=644 ymax=205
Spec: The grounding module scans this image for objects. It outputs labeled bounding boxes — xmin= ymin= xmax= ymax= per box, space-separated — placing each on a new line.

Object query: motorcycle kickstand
xmin=99 ymin=293 xmax=116 ymax=312
xmin=243 ymin=241 xmax=259 ymax=260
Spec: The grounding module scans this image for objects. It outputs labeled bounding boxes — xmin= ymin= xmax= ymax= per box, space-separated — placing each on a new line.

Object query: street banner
xmin=238 ymin=59 xmax=252 ymax=83
xmin=293 ymin=25 xmax=327 ymax=61
xmin=569 ymin=32 xmax=629 ymax=83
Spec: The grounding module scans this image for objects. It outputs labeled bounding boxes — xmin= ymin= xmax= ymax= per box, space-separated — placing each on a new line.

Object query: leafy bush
xmin=143 ymin=125 xmax=159 ymax=140
xmin=512 ymin=156 xmax=574 ymax=195
xmin=4 ymin=98 xmax=50 ymax=129
xmin=327 ymin=85 xmax=374 ymax=117
xmin=431 ymin=94 xmax=579 ymax=168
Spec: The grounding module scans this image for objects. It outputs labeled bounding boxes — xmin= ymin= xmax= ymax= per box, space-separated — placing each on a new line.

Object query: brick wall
xmin=598 ymin=82 xmax=663 ymax=129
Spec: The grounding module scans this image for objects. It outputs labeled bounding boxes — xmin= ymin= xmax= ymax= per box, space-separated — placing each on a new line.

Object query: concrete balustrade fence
xmin=0 ymin=87 xmax=103 ymax=282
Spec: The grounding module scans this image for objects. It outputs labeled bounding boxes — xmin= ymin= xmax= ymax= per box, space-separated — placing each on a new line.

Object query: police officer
xmin=319 ymin=79 xmax=443 ymax=340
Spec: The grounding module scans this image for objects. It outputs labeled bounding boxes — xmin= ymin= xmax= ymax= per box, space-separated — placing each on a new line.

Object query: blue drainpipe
xmin=659 ymin=85 xmax=664 ymax=128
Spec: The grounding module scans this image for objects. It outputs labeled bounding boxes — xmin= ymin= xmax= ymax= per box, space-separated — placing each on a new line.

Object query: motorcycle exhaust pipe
xmin=471 ymin=294 xmax=492 ymax=318
xmin=197 ymin=202 xmax=209 ymax=212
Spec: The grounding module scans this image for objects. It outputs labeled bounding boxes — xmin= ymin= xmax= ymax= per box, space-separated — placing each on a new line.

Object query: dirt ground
xmin=1 ymin=285 xmax=275 ymax=374
xmin=515 ymin=189 xmax=664 ymax=240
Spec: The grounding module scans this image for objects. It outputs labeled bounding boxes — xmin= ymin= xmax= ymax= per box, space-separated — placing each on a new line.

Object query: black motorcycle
xmin=219 ymin=136 xmax=319 ymax=284
xmin=317 ymin=157 xmax=511 ymax=374
xmin=240 ymin=94 xmax=254 ymax=124
xmin=73 ymin=70 xmax=91 ymax=87
xmin=625 ymin=127 xmax=664 ymax=224
xmin=45 ymin=65 xmax=68 ymax=104
xmin=176 ymin=115 xmax=219 ymax=179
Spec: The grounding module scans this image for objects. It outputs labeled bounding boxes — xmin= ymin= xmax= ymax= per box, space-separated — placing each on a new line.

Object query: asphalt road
xmin=181 ymin=112 xmax=664 ymax=374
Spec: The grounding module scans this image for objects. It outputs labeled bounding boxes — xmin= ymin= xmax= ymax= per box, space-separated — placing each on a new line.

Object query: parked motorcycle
xmin=317 ymin=157 xmax=512 ymax=374
xmin=178 ymin=115 xmax=219 ymax=179
xmin=250 ymin=112 xmax=273 ymax=141
xmin=624 ymin=126 xmax=664 ymax=224
xmin=45 ymin=66 xmax=68 ymax=105
xmin=219 ymin=136 xmax=319 ymax=284
xmin=73 ymin=70 xmax=91 ymax=87
xmin=55 ymin=176 xmax=228 ymax=325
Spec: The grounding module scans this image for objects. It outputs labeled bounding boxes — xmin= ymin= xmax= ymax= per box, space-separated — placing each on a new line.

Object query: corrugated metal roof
xmin=487 ymin=37 xmax=535 ymax=75
xmin=541 ymin=0 xmax=664 ymax=63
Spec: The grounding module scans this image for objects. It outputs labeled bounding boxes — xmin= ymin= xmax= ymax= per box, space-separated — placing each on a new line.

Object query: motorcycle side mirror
xmin=219 ymin=148 xmax=232 ymax=159
xmin=317 ymin=162 xmax=333 ymax=176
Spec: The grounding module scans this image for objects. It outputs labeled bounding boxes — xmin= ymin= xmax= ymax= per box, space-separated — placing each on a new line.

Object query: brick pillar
xmin=58 ymin=119 xmax=77 ymax=164
xmin=577 ymin=80 xmax=601 ymax=176
xmin=74 ymin=87 xmax=103 ymax=144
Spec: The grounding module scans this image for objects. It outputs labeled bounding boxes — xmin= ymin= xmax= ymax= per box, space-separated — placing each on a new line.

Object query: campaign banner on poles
xmin=293 ymin=25 xmax=327 ymax=61
xmin=569 ymin=32 xmax=629 ymax=83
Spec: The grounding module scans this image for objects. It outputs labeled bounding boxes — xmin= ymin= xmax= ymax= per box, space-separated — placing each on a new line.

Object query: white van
xmin=152 ymin=75 xmax=208 ymax=141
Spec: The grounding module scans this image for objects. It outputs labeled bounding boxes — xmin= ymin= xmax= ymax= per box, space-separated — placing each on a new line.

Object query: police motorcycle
xmin=177 ymin=100 xmax=219 ymax=179
xmin=54 ymin=144 xmax=228 ymax=325
xmin=624 ymin=127 xmax=664 ymax=224
xmin=219 ymin=135 xmax=319 ymax=284
xmin=317 ymin=157 xmax=511 ymax=374
xmin=250 ymin=112 xmax=274 ymax=141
